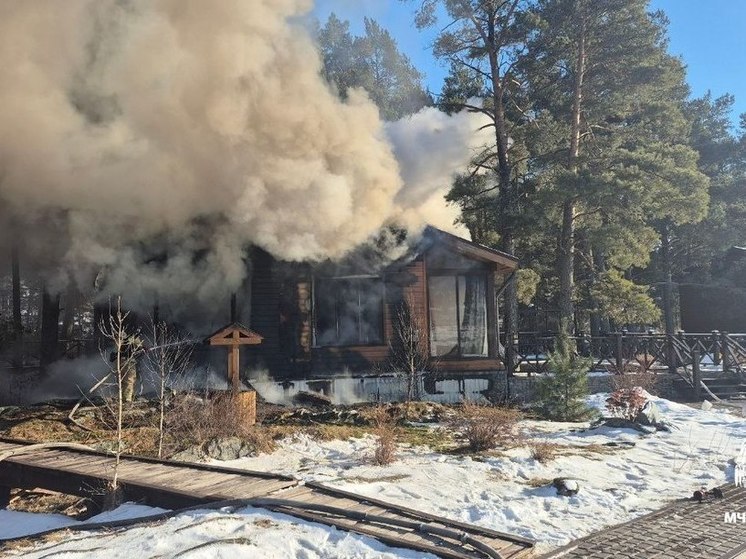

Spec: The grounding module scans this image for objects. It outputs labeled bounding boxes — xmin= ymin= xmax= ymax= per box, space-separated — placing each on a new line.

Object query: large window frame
xmin=427 ymin=272 xmax=490 ymax=359
xmin=312 ymin=275 xmax=386 ymax=348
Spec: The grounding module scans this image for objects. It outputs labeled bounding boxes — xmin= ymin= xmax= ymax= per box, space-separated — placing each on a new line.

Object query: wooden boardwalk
xmin=541 ymin=484 xmax=746 ymax=559
xmin=0 ymin=438 xmax=534 ymax=559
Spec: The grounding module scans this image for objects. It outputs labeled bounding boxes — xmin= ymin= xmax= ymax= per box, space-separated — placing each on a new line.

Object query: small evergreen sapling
xmin=536 ymin=330 xmax=594 ymax=421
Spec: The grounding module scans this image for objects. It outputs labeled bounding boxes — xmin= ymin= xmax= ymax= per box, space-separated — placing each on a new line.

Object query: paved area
xmin=542 ymin=484 xmax=746 ymax=559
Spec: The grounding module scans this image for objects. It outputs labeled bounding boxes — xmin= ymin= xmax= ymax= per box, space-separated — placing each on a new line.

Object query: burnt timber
xmin=245 ymin=225 xmax=519 ymax=379
xmin=0 ymin=438 xmax=534 ymax=559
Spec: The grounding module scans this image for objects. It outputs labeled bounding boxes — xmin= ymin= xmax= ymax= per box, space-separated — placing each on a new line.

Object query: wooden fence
xmin=508 ymin=330 xmax=746 ymax=380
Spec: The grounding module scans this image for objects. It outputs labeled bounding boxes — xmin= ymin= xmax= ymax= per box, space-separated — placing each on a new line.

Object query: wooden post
xmin=234 ymin=390 xmax=257 ymax=426
xmin=0 ymin=485 xmax=11 ymax=508
xmin=712 ymin=330 xmax=721 ymax=366
xmin=207 ymin=323 xmax=263 ymax=396
xmin=692 ymin=348 xmax=702 ymax=401
xmin=615 ymin=331 xmax=624 ymax=373
xmin=722 ymin=331 xmax=731 ymax=374
xmin=666 ymin=332 xmax=677 ymax=375
xmin=228 ymin=342 xmax=240 ymax=394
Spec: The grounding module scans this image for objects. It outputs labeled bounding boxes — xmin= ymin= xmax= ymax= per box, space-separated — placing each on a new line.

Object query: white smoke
xmin=386 ymin=106 xmax=493 ymax=234
xmin=0 ymin=0 xmax=488 ymax=311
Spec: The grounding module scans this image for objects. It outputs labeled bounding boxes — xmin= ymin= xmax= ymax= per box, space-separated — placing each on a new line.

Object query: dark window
xmin=428 ymin=274 xmax=488 ymax=357
xmin=314 ymin=278 xmax=384 ymax=346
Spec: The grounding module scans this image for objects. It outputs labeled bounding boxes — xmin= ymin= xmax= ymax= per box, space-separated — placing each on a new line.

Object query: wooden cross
xmin=206 ymin=323 xmax=263 ymax=393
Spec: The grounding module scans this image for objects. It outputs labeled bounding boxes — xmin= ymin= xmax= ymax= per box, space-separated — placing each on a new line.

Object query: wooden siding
xmin=248 ymin=248 xmax=285 ymax=375
xmin=248 ymin=247 xmax=508 ymax=377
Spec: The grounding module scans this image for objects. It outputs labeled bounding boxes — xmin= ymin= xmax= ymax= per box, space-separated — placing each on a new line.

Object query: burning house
xmin=238 ymin=226 xmax=518 ymax=390
xmin=0 ymin=1 xmax=511 ymax=404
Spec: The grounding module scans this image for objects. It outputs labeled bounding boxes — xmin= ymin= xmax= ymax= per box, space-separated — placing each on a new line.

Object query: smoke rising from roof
xmin=0 ymin=0 xmax=489 ymax=310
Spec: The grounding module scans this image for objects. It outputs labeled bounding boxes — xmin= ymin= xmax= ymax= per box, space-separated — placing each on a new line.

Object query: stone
xmin=204 ymin=436 xmax=255 ymax=461
xmin=553 ymin=477 xmax=580 ymax=497
xmin=635 ymin=401 xmax=670 ymax=431
xmin=170 ymin=446 xmax=207 ymax=463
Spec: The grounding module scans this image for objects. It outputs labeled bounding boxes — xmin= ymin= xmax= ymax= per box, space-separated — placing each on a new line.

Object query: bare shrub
xmin=450 ymin=400 xmax=521 ymax=452
xmin=166 ymin=391 xmax=274 ymax=455
xmin=96 ymin=296 xmax=144 ymax=506
xmin=142 ymin=319 xmax=194 ymax=458
xmin=606 ymin=387 xmax=648 ymax=421
xmin=529 ymin=441 xmax=558 ymax=464
xmin=371 ymin=405 xmax=398 ymax=466
xmin=610 ymin=368 xmax=658 ymax=395
xmin=389 ymin=294 xmax=430 ymax=403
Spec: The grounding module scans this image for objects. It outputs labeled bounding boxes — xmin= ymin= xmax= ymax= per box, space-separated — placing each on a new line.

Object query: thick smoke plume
xmin=0 ymin=0 xmax=489 ymax=311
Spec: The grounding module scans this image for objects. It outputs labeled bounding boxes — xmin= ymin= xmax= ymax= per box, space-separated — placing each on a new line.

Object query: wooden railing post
xmin=505 ymin=333 xmax=517 ymax=377
xmin=615 ymin=331 xmax=624 ymax=373
xmin=0 ymin=485 xmax=10 ymax=508
xmin=666 ymin=332 xmax=677 ymax=374
xmin=712 ymin=330 xmax=721 ymax=366
xmin=722 ymin=331 xmax=731 ymax=374
xmin=692 ymin=348 xmax=702 ymax=401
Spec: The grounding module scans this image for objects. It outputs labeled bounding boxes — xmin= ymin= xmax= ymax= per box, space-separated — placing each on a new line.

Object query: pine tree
xmin=523 ymin=0 xmax=709 ymax=331
xmin=409 ymin=0 xmax=534 ymax=370
xmin=535 ymin=329 xmax=593 ymax=421
xmin=316 ymin=14 xmax=431 ymax=120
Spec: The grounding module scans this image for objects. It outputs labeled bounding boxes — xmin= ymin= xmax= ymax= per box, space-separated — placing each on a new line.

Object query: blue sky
xmin=311 ymin=0 xmax=746 ymax=127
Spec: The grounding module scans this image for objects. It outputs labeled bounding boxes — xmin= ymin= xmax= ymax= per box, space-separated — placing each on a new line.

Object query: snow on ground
xmin=2 ymin=393 xmax=744 ymax=557
xmin=1 ymin=504 xmax=435 ymax=559
xmin=0 ymin=503 xmax=167 ymax=540
xmin=228 ymin=393 xmax=745 ymax=552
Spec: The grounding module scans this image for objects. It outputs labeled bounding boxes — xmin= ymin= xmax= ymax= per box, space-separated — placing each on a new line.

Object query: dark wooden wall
xmin=680 ymin=283 xmax=746 ymax=332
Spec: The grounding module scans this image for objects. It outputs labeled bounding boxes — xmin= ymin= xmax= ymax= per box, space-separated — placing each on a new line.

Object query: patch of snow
xmin=85 ymin=503 xmax=169 ymax=523
xmin=227 ymin=393 xmax=745 ymax=552
xmin=0 ymin=510 xmax=76 ymax=539
xmin=2 ymin=506 xmax=435 ymax=559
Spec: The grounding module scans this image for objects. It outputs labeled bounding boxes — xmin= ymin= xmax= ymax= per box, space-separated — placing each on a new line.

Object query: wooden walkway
xmin=0 ymin=438 xmax=534 ymax=559
xmin=541 ymin=484 xmax=746 ymax=559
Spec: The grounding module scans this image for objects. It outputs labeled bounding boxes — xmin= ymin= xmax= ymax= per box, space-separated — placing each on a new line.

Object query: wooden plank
xmin=211 ymin=479 xmax=298 ymax=499
xmin=0 ymin=438 xmax=531 ymax=558
xmin=278 ymin=508 xmax=478 ymax=559
xmin=10 ymin=453 xmax=114 ymax=474
xmin=195 ymin=476 xmax=280 ymax=497
xmin=306 ymin=482 xmax=534 ymax=546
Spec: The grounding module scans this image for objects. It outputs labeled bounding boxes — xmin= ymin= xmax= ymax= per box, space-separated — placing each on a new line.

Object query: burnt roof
xmin=421 ymin=226 xmax=519 ymax=270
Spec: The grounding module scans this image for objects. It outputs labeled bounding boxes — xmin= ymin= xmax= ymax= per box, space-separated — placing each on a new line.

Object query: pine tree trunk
xmin=485 ymin=12 xmax=519 ymax=372
xmin=660 ymin=223 xmax=676 ymax=335
xmin=558 ymin=200 xmax=576 ymax=331
xmin=558 ymin=10 xmax=587 ymax=333
xmin=40 ymin=287 xmax=60 ymax=368
xmin=60 ymin=284 xmax=79 ymax=341
xmin=589 ymin=247 xmax=604 ymax=336
xmin=11 ymin=246 xmax=22 ymax=338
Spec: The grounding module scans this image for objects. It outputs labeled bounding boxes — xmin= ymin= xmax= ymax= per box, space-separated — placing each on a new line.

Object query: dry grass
xmin=165 ymin=392 xmax=275 ymax=455
xmin=371 ymin=405 xmax=398 ymax=466
xmin=529 ymin=441 xmax=559 ymax=464
xmin=524 ymin=477 xmax=554 ymax=488
xmin=449 ymin=400 xmax=522 ymax=452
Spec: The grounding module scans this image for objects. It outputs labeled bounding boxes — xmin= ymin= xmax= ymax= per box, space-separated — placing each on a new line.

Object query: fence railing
xmin=507 ymin=330 xmax=746 ymax=382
